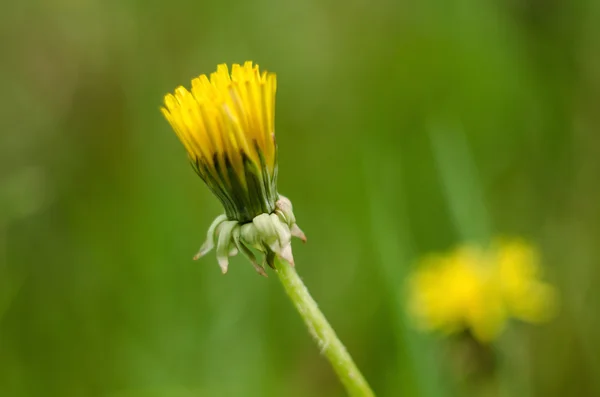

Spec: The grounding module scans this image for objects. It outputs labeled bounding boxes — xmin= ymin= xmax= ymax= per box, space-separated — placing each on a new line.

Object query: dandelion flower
xmin=407 ymin=240 xmax=557 ymax=343
xmin=161 ymin=62 xmax=305 ymax=275
xmin=160 ymin=62 xmax=375 ymax=397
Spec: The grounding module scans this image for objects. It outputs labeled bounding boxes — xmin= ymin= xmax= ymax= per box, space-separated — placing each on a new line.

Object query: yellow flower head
xmin=161 ymin=62 xmax=305 ymax=275
xmin=495 ymin=239 xmax=557 ymax=324
xmin=162 ymin=61 xmax=278 ymax=223
xmin=407 ymin=240 xmax=557 ymax=343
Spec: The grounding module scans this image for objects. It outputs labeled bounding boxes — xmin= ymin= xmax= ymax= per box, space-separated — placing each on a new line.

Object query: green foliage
xmin=1 ymin=0 xmax=599 ymax=395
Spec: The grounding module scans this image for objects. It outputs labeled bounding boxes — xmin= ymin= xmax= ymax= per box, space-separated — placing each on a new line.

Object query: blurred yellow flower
xmin=407 ymin=240 xmax=557 ymax=342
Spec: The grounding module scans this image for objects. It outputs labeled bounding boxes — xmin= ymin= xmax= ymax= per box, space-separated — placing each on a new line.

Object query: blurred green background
xmin=2 ymin=0 xmax=599 ymax=396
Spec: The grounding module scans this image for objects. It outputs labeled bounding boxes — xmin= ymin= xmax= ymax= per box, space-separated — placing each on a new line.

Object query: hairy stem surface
xmin=275 ymin=259 xmax=375 ymax=397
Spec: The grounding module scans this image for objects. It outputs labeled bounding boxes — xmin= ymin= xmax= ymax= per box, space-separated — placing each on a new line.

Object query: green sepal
xmin=195 ymin=195 xmax=305 ymax=275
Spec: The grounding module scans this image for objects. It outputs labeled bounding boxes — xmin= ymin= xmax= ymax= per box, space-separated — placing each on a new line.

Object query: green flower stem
xmin=275 ymin=259 xmax=375 ymax=397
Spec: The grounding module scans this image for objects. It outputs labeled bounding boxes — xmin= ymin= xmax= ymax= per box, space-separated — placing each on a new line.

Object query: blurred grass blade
xmin=363 ymin=148 xmax=447 ymax=397
xmin=428 ymin=121 xmax=491 ymax=243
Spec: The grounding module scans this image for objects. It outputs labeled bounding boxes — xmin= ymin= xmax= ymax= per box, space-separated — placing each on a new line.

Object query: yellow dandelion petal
xmin=161 ymin=62 xmax=279 ymax=222
xmin=496 ymin=239 xmax=557 ymax=323
xmin=406 ymin=240 xmax=557 ymax=343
